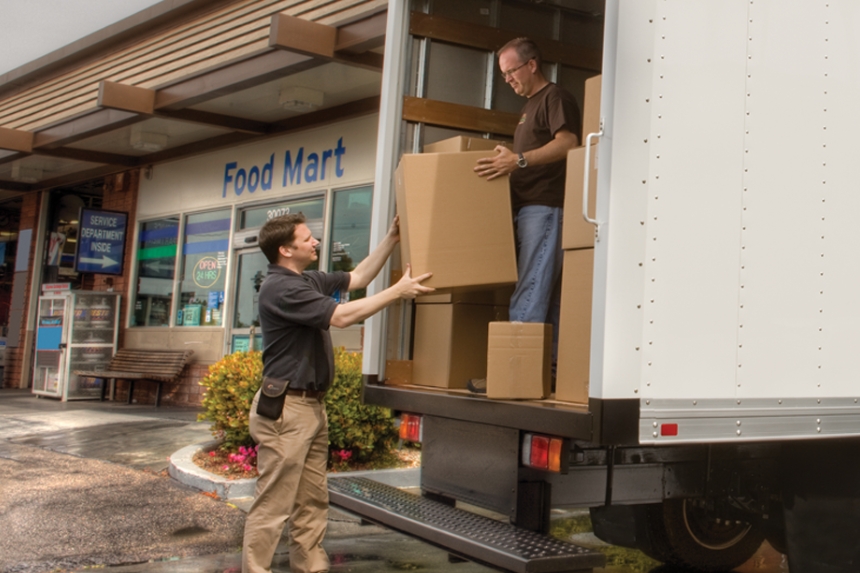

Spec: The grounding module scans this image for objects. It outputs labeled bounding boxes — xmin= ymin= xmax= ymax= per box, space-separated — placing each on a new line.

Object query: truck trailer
xmin=330 ymin=1 xmax=860 ymax=571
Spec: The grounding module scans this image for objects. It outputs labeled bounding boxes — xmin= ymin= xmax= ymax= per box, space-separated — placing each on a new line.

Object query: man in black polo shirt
xmin=242 ymin=213 xmax=432 ymax=573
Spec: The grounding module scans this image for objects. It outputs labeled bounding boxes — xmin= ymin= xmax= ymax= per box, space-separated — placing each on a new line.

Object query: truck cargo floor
xmin=328 ymin=476 xmax=605 ymax=573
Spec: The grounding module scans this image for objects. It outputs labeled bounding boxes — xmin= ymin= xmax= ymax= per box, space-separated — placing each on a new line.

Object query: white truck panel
xmin=598 ymin=1 xmax=860 ymax=442
xmin=589 ymin=0 xmax=656 ymax=400
xmin=641 ymin=0 xmax=748 ymax=401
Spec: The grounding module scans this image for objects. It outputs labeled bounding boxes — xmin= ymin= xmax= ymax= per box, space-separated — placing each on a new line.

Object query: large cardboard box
xmin=583 ymin=75 xmax=601 ymax=140
xmin=562 ymin=144 xmax=598 ymax=249
xmin=418 ymin=284 xmax=514 ymax=306
xmin=424 ymin=135 xmax=506 ymax=153
xmin=555 ymin=249 xmax=594 ymax=404
xmin=486 ymin=322 xmax=552 ymax=400
xmin=413 ymin=303 xmax=508 ymax=389
xmin=395 ymin=151 xmax=518 ymax=291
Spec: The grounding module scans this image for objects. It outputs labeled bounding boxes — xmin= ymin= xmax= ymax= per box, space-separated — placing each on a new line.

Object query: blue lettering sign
xmin=75 ymin=208 xmax=128 ymax=275
xmin=221 ymin=140 xmax=346 ymax=198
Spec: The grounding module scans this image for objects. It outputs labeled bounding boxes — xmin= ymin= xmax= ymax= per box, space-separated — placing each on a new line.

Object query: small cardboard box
xmin=583 ymin=75 xmax=601 ymax=140
xmin=412 ymin=303 xmax=508 ymax=389
xmin=395 ymin=151 xmax=518 ymax=291
xmin=424 ymin=136 xmax=506 ymax=153
xmin=562 ymin=144 xmax=598 ymax=249
xmin=555 ymin=249 xmax=594 ymax=404
xmin=486 ymin=322 xmax=552 ymax=400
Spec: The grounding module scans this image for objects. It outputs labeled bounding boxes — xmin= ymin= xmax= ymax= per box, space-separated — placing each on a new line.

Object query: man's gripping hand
xmin=394 ymin=264 xmax=434 ymax=299
xmin=474 ymin=145 xmax=517 ymax=181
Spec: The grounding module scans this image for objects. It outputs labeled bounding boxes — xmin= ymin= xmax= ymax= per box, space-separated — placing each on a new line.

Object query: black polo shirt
xmin=258 ymin=264 xmax=351 ymax=392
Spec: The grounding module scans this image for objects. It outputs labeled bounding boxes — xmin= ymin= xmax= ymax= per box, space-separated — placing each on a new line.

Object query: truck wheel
xmin=643 ymin=499 xmax=765 ymax=572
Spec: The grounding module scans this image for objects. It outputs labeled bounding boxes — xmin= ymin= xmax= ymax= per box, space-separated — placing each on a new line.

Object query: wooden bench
xmin=74 ymin=349 xmax=194 ymax=407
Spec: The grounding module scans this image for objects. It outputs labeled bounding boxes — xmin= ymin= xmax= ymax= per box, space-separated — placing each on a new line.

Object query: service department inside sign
xmin=75 ymin=208 xmax=128 ymax=275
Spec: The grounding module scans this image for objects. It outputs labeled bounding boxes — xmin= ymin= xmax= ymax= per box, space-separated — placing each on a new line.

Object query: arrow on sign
xmin=79 ymin=255 xmax=119 ymax=268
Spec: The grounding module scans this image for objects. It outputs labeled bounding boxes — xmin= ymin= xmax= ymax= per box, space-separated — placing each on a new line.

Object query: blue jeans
xmin=510 ymin=205 xmax=564 ymax=372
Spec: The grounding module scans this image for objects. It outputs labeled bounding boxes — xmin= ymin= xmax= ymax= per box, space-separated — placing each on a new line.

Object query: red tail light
xmin=399 ymin=413 xmax=423 ymax=442
xmin=522 ymin=433 xmax=568 ymax=473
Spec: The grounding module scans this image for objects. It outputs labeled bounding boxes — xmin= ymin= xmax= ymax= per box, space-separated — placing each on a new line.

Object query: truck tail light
xmin=661 ymin=423 xmax=679 ymax=436
xmin=522 ymin=433 xmax=568 ymax=473
xmin=399 ymin=413 xmax=423 ymax=443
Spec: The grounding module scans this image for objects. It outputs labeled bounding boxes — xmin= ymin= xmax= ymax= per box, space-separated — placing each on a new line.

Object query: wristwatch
xmin=517 ymin=153 xmax=528 ymax=168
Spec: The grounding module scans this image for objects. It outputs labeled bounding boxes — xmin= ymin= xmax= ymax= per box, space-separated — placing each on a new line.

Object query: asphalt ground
xmin=0 ymin=389 xmax=494 ymax=573
xmin=0 ymin=389 xmax=788 ymax=573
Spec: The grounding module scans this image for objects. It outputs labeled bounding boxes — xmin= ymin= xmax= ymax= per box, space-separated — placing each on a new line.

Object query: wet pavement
xmin=0 ymin=389 xmax=788 ymax=573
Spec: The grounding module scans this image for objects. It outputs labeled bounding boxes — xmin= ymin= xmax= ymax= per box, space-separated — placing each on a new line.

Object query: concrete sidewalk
xmin=0 ymin=388 xmax=492 ymax=573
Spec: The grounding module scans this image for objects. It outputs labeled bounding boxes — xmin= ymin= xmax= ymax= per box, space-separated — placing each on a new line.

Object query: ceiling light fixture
xmin=10 ymin=162 xmax=43 ymax=183
xmin=130 ymin=124 xmax=169 ymax=152
xmin=279 ymin=86 xmax=324 ymax=112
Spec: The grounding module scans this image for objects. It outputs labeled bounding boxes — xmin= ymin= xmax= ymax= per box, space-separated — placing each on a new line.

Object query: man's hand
xmin=474 ymin=145 xmax=518 ymax=181
xmin=394 ymin=264 xmax=434 ymax=299
xmin=386 ymin=215 xmax=401 ymax=243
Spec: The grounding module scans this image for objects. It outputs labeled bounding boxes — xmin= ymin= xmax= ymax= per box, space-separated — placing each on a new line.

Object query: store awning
xmin=0 ymin=0 xmax=387 ymax=195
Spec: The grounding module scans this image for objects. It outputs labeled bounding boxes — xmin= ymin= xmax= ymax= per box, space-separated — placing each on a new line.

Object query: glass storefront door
xmin=230 ymin=248 xmax=267 ymax=353
xmin=228 ymin=195 xmax=326 ymax=354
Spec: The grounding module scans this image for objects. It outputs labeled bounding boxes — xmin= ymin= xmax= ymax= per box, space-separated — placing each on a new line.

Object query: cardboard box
xmin=412 ymin=303 xmax=508 ymax=389
xmin=486 ymin=322 xmax=552 ymax=400
xmin=562 ymin=144 xmax=598 ymax=249
xmin=395 ymin=151 xmax=518 ymax=291
xmin=385 ymin=360 xmax=413 ymax=386
xmin=555 ymin=249 xmax=594 ymax=404
xmin=583 ymin=75 xmax=601 ymax=140
xmin=418 ymin=284 xmax=514 ymax=306
xmin=424 ymin=136 xmax=506 ymax=153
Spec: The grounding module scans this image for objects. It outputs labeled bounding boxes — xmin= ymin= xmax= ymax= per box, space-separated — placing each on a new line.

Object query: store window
xmin=132 ymin=217 xmax=179 ymax=326
xmin=329 ymin=186 xmax=372 ymax=301
xmin=178 ymin=209 xmax=231 ymax=327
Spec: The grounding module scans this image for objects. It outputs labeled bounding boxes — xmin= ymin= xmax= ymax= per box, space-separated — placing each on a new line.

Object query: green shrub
xmin=198 ymin=350 xmax=263 ymax=450
xmin=325 ymin=348 xmax=398 ymax=463
xmin=198 ymin=347 xmax=397 ymax=465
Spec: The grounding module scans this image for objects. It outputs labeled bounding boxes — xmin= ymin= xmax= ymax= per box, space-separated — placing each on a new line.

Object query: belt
xmin=286 ymin=388 xmax=326 ymax=400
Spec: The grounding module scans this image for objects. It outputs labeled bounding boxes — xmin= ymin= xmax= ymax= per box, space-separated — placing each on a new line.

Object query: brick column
xmin=4 ymin=192 xmax=43 ymax=388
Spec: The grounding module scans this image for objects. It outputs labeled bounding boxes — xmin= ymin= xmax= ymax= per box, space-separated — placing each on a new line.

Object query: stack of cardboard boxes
xmin=393 ymin=75 xmax=601 ymax=402
xmin=394 ymin=138 xmax=517 ymax=390
xmin=554 ymin=74 xmax=601 ymax=405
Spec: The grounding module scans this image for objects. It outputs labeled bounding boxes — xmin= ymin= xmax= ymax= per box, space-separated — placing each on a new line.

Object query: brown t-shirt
xmin=510 ymin=83 xmax=581 ymax=211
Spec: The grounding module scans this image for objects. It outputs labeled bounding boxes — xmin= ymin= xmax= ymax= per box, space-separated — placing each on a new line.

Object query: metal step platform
xmin=328 ymin=476 xmax=605 ymax=573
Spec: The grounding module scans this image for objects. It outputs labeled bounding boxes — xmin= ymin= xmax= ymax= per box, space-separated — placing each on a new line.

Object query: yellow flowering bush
xmin=197 ymin=347 xmax=397 ymax=466
xmin=198 ymin=350 xmax=263 ymax=450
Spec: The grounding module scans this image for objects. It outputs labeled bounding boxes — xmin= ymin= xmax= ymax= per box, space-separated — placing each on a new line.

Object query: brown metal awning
xmin=0 ymin=0 xmax=387 ymax=193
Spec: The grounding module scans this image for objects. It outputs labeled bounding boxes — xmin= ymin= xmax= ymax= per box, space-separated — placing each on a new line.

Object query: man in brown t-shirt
xmin=475 ymin=37 xmax=580 ymax=382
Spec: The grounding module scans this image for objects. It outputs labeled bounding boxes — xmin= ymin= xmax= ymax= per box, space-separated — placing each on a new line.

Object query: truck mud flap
xmin=329 ymin=476 xmax=605 ymax=573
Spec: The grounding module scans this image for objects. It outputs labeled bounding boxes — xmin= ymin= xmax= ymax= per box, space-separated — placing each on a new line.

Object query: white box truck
xmin=330 ymin=2 xmax=860 ymax=572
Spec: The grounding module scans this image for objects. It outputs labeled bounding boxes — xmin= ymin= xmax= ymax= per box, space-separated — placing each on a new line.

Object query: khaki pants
xmin=242 ymin=390 xmax=330 ymax=573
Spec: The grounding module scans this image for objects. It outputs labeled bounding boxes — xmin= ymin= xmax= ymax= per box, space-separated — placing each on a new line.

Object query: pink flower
xmin=209 ymin=451 xmax=216 ymax=457
xmin=243 ymin=464 xmax=253 ymax=472
xmin=222 ymin=465 xmax=230 ymax=471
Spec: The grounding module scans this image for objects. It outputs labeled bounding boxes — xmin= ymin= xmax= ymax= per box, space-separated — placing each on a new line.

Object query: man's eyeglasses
xmin=501 ymin=59 xmax=532 ymax=80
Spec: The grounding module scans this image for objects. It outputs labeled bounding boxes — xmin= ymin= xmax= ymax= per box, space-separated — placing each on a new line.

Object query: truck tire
xmin=642 ymin=499 xmax=765 ymax=572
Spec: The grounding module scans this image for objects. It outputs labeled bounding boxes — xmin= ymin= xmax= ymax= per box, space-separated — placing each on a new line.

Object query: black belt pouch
xmin=257 ymin=376 xmax=289 ymax=420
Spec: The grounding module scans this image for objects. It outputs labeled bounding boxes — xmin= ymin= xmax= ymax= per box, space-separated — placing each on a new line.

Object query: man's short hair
xmin=259 ymin=213 xmax=307 ymax=264
xmin=498 ymin=37 xmax=542 ymax=68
